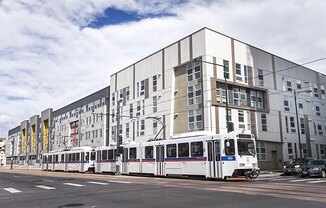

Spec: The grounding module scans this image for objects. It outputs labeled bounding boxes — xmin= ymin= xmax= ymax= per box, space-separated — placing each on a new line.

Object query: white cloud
xmin=0 ymin=0 xmax=325 ymax=137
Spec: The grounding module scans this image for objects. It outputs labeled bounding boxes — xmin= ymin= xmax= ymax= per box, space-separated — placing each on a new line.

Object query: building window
xmin=321 ymin=86 xmax=325 ymax=99
xmin=313 ymin=86 xmax=318 ymax=97
xmin=136 ymin=101 xmax=141 ymax=117
xmin=126 ymin=123 xmax=129 ymax=138
xmin=261 ymin=114 xmax=267 ymax=131
xmin=287 ymin=81 xmax=292 ymax=91
xmin=290 ymin=117 xmax=296 ymax=133
xmin=316 ymin=144 xmax=320 ymax=159
xmin=142 ymin=100 xmax=145 ymax=115
xmin=288 ymin=143 xmax=293 ymax=159
xmin=126 ymin=87 xmax=130 ymax=101
xmin=285 ymin=116 xmax=289 ymax=133
xmin=298 ymin=102 xmax=303 ymax=109
xmin=256 ymin=141 xmax=266 ymax=161
xmin=153 ymin=75 xmax=158 ymax=92
xmin=284 ymin=96 xmax=290 ymax=111
xmin=112 ymin=92 xmax=116 ymax=106
xmin=250 ymin=90 xmax=264 ymax=109
xmin=129 ymin=103 xmax=133 ymax=118
xmin=235 ymin=63 xmax=242 ymax=82
xmin=187 ymin=61 xmax=201 ymax=81
xmin=216 ymin=83 xmax=227 ymax=104
xmin=302 ymin=144 xmax=308 ymax=158
xmin=188 ymin=109 xmax=203 ymax=130
xmin=238 ymin=110 xmax=244 ymax=123
xmin=137 ymin=80 xmax=145 ymax=97
xmin=140 ymin=119 xmax=145 ymax=136
xmin=315 ymin=105 xmax=321 ymax=116
xmin=296 ymin=81 xmax=301 ymax=89
xmin=300 ymin=118 xmax=305 ymax=134
xmin=258 ymin=69 xmax=264 ymax=87
xmin=223 ymin=60 xmax=229 ymax=79
xmin=153 ymin=96 xmax=158 ymax=113
xmin=111 ymin=126 xmax=116 ymax=141
xmin=153 ymin=120 xmax=158 ymax=135
xmin=188 ymin=84 xmax=202 ymax=105
xmin=317 ymin=123 xmax=323 ymax=135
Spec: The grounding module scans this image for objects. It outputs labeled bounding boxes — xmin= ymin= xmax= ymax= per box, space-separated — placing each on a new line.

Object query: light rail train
xmin=42 ymin=133 xmax=260 ymax=179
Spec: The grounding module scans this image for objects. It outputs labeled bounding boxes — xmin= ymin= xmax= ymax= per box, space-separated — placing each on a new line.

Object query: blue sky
xmin=0 ymin=0 xmax=326 ymax=138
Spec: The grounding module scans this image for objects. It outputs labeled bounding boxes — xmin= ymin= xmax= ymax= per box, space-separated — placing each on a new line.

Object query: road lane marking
xmin=87 ymin=181 xmax=109 ymax=185
xmin=289 ymin=178 xmax=318 ymax=182
xmin=4 ymin=188 xmax=21 ymax=193
xmin=36 ymin=185 xmax=56 ymax=190
xmin=108 ymin=180 xmax=132 ymax=184
xmin=307 ymin=180 xmax=326 ymax=184
xmin=63 ymin=183 xmax=85 ymax=187
xmin=42 ymin=179 xmax=54 ymax=183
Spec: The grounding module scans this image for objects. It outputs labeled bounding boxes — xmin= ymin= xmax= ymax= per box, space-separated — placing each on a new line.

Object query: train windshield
xmin=237 ymin=139 xmax=255 ymax=156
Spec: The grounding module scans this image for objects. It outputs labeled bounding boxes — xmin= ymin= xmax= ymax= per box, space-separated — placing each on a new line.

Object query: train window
xmin=191 ymin=142 xmax=203 ymax=157
xmin=167 ymin=144 xmax=177 ymax=158
xmin=85 ymin=152 xmax=89 ymax=161
xmin=129 ymin=148 xmax=137 ymax=159
xmin=102 ymin=150 xmax=108 ymax=160
xmin=76 ymin=153 xmax=80 ymax=162
xmin=237 ymin=139 xmax=255 ymax=155
xmin=69 ymin=154 xmax=72 ymax=162
xmin=108 ymin=150 xmax=114 ymax=159
xmin=49 ymin=155 xmax=52 ymax=162
xmin=178 ymin=143 xmax=189 ymax=157
xmin=225 ymin=139 xmax=235 ymax=155
xmin=72 ymin=153 xmax=76 ymax=162
xmin=91 ymin=152 xmax=96 ymax=160
xmin=55 ymin=155 xmax=59 ymax=162
xmin=61 ymin=154 xmax=64 ymax=162
xmin=145 ymin=146 xmax=154 ymax=158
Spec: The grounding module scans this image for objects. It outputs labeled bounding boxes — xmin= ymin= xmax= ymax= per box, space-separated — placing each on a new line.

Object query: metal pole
xmin=78 ymin=108 xmax=82 ymax=147
xmin=294 ymin=90 xmax=303 ymax=158
xmin=116 ymin=100 xmax=121 ymax=175
xmin=224 ymin=64 xmax=230 ymax=133
xmin=10 ymin=139 xmax=14 ymax=169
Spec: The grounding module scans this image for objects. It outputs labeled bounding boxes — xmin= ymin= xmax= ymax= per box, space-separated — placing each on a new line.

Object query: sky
xmin=1 ymin=0 xmax=326 ymax=138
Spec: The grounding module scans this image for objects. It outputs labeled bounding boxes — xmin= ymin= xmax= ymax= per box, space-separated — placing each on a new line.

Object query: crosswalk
xmin=1 ymin=180 xmax=133 ymax=194
xmin=255 ymin=176 xmax=326 ymax=184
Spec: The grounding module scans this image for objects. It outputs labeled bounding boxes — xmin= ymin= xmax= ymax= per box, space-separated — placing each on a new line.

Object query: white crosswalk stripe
xmin=108 ymin=180 xmax=132 ymax=184
xmin=3 ymin=188 xmax=21 ymax=193
xmin=36 ymin=185 xmax=56 ymax=190
xmin=63 ymin=183 xmax=85 ymax=187
xmin=307 ymin=180 xmax=326 ymax=184
xmin=87 ymin=181 xmax=109 ymax=185
xmin=289 ymin=178 xmax=319 ymax=182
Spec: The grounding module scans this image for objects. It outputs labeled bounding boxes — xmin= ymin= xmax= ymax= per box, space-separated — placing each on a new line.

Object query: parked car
xmin=283 ymin=158 xmax=311 ymax=175
xmin=299 ymin=159 xmax=326 ymax=178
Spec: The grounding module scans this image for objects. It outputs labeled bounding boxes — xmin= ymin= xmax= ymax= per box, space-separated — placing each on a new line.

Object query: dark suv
xmin=299 ymin=159 xmax=326 ymax=178
xmin=283 ymin=158 xmax=311 ymax=175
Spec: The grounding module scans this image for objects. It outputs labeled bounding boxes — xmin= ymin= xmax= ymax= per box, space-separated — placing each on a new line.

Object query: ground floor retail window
xmin=256 ymin=141 xmax=266 ymax=161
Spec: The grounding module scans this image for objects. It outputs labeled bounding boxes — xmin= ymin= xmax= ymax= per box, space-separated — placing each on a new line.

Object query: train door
xmin=155 ymin=145 xmax=165 ymax=176
xmin=96 ymin=150 xmax=101 ymax=173
xmin=206 ymin=140 xmax=221 ymax=178
xmin=122 ymin=148 xmax=128 ymax=174
xmin=64 ymin=153 xmax=68 ymax=172
xmin=80 ymin=152 xmax=84 ymax=172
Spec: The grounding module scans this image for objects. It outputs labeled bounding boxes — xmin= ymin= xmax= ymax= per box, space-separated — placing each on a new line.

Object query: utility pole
xmin=10 ymin=138 xmax=14 ymax=169
xmin=78 ymin=108 xmax=82 ymax=147
xmin=115 ymin=100 xmax=122 ymax=175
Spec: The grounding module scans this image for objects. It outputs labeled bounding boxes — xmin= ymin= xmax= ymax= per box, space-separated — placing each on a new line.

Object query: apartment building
xmin=51 ymin=87 xmax=109 ymax=150
xmin=109 ymin=27 xmax=326 ymax=170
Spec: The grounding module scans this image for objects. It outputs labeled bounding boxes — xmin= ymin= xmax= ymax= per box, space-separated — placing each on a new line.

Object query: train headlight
xmin=239 ymin=163 xmax=245 ymax=167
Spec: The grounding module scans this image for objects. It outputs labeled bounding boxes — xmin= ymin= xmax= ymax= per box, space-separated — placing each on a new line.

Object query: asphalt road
xmin=0 ymin=168 xmax=325 ymax=208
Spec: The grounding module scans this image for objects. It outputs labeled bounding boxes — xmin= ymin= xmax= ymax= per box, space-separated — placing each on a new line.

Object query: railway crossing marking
xmin=87 ymin=181 xmax=109 ymax=185
xmin=36 ymin=185 xmax=56 ymax=190
xmin=63 ymin=183 xmax=85 ymax=187
xmin=3 ymin=188 xmax=21 ymax=193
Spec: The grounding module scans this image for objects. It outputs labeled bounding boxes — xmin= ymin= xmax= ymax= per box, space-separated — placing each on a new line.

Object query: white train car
xmin=120 ymin=133 xmax=259 ymax=179
xmin=95 ymin=145 xmax=117 ymax=173
xmin=42 ymin=146 xmax=95 ymax=173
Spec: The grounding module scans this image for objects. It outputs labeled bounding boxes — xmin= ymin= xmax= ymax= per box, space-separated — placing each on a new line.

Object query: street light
xmin=294 ymin=89 xmax=312 ymax=158
xmin=193 ymin=58 xmax=232 ymax=133
xmin=145 ymin=116 xmax=166 ymax=141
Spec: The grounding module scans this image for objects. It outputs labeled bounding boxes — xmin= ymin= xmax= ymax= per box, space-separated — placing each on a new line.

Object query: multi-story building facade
xmin=5 ymin=87 xmax=109 ymax=167
xmin=51 ymin=87 xmax=109 ymax=150
xmin=5 ymin=126 xmax=21 ymax=166
xmin=0 ymin=138 xmax=5 ymax=166
xmin=109 ymin=27 xmax=326 ymax=170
